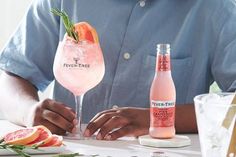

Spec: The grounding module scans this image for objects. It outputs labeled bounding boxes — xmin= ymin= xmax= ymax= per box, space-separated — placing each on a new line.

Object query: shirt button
xmin=139 ymin=0 xmax=146 ymax=7
xmin=112 ymin=105 xmax=119 ymax=109
xmin=123 ymin=52 xmax=131 ymax=60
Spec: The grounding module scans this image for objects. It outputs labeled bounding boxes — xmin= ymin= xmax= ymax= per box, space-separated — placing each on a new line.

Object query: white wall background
xmin=0 ymin=0 xmax=52 ymax=119
xmin=0 ymin=0 xmax=32 ymax=50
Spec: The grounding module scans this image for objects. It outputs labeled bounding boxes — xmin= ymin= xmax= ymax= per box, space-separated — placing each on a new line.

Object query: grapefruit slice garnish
xmin=26 ymin=125 xmax=52 ymax=146
xmin=4 ymin=127 xmax=40 ymax=145
xmin=41 ymin=134 xmax=63 ymax=147
xmin=74 ymin=22 xmax=99 ymax=44
xmin=51 ymin=9 xmax=99 ymax=44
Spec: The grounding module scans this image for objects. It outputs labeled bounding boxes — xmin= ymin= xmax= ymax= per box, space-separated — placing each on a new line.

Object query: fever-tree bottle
xmin=149 ymin=44 xmax=176 ymax=139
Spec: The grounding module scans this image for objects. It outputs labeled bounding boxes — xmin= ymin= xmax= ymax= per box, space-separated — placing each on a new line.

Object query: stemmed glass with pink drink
xmin=52 ymin=9 xmax=105 ymax=139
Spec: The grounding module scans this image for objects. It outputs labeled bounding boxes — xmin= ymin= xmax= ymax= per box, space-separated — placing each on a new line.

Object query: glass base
xmin=64 ymin=131 xmax=84 ymax=140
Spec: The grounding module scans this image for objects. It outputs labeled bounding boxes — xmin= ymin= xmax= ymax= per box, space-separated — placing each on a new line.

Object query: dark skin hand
xmin=84 ymin=107 xmax=150 ymax=140
xmin=84 ymin=104 xmax=198 ymax=140
xmin=0 ymin=72 xmax=77 ymax=135
xmin=26 ymin=99 xmax=77 ymax=135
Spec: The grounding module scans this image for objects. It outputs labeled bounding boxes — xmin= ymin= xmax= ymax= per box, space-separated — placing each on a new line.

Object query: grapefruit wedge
xmin=74 ymin=22 xmax=99 ymax=44
xmin=27 ymin=125 xmax=52 ymax=146
xmin=4 ymin=127 xmax=39 ymax=145
xmin=41 ymin=134 xmax=63 ymax=147
xmin=51 ymin=9 xmax=99 ymax=44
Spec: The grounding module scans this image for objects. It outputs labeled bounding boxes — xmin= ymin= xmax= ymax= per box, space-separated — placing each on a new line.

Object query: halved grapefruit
xmin=4 ymin=127 xmax=39 ymax=145
xmin=26 ymin=125 xmax=52 ymax=146
xmin=41 ymin=134 xmax=63 ymax=147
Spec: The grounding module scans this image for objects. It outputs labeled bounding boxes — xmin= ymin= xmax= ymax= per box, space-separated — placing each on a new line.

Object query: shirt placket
xmin=108 ymin=0 xmax=149 ymax=108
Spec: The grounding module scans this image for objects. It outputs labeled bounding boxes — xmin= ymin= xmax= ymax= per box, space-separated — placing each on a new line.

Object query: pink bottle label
xmin=150 ymin=100 xmax=175 ymax=127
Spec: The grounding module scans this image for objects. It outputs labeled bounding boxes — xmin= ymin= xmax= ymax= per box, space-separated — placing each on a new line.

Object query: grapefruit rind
xmin=41 ymin=134 xmax=63 ymax=147
xmin=74 ymin=22 xmax=99 ymax=44
xmin=4 ymin=127 xmax=40 ymax=145
xmin=27 ymin=125 xmax=53 ymax=146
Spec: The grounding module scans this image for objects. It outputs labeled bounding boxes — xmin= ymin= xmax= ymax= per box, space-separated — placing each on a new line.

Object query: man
xmin=0 ymin=0 xmax=236 ymax=140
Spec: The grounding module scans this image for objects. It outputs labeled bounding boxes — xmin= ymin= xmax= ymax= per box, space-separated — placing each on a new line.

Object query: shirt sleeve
xmin=211 ymin=1 xmax=236 ymax=92
xmin=0 ymin=0 xmax=61 ymax=91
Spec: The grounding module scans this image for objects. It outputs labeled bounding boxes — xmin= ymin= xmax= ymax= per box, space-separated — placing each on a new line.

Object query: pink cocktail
xmin=53 ymin=39 xmax=105 ymax=139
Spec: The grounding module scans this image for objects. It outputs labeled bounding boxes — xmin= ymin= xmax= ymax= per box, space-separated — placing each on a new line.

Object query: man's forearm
xmin=0 ymin=72 xmax=39 ymax=126
xmin=175 ymin=103 xmax=198 ymax=133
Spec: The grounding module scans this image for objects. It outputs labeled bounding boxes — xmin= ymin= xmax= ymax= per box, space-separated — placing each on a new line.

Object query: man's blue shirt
xmin=1 ymin=0 xmax=236 ymax=122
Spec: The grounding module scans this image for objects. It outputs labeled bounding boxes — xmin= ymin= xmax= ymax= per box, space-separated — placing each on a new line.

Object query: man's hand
xmin=84 ymin=107 xmax=150 ymax=140
xmin=26 ymin=99 xmax=77 ymax=135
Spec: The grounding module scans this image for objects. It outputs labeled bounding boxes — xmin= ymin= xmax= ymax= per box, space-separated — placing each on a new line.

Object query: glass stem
xmin=75 ymin=94 xmax=84 ymax=133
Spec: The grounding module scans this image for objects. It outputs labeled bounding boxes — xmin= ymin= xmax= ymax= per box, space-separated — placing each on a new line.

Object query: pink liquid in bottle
xmin=149 ymin=44 xmax=176 ymax=139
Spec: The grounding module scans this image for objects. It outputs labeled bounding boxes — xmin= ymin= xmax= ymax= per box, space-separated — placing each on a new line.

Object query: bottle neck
xmin=156 ymin=54 xmax=171 ymax=72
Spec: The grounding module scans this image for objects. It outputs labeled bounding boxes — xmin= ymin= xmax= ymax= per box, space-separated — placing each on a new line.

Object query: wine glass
xmin=53 ymin=38 xmax=105 ymax=140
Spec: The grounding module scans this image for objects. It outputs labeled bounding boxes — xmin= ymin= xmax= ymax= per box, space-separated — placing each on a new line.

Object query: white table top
xmin=0 ymin=120 xmax=202 ymax=157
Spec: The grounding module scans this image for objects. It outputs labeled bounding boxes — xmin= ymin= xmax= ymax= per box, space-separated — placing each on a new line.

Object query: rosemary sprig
xmin=0 ymin=139 xmax=100 ymax=157
xmin=0 ymin=139 xmax=40 ymax=157
xmin=51 ymin=8 xmax=79 ymax=42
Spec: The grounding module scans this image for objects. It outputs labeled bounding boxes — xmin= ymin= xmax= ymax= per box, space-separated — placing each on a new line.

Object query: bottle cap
xmin=156 ymin=44 xmax=170 ymax=54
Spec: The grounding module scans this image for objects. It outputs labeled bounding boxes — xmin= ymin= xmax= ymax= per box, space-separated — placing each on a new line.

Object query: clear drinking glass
xmin=53 ymin=39 xmax=105 ymax=139
xmin=194 ymin=93 xmax=236 ymax=157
